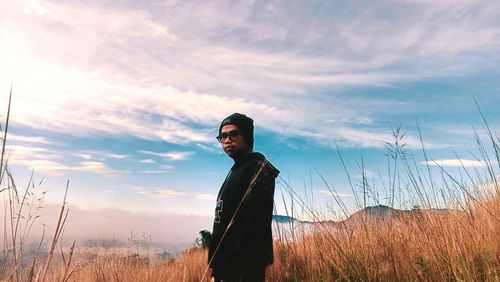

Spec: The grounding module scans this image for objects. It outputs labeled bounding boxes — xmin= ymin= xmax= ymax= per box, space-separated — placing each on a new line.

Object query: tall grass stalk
xmin=1 ymin=89 xmax=75 ymax=281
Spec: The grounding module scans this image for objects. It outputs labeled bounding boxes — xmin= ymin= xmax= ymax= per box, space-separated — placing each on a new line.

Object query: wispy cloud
xmin=139 ymin=150 xmax=194 ymax=161
xmin=139 ymin=164 xmax=173 ymax=174
xmin=196 ymin=143 xmax=219 ymax=152
xmin=135 ymin=187 xmax=187 ymax=199
xmin=423 ymin=159 xmax=491 ymax=168
xmin=76 ymin=161 xmax=122 ymax=176
xmin=73 ymin=150 xmax=129 ymax=161
xmin=6 ymin=145 xmax=62 ymax=161
xmin=13 ymin=159 xmax=121 ymax=176
xmin=1 ymin=0 xmax=499 ymax=152
xmin=107 ymin=153 xmax=129 ymax=159
xmin=77 ymin=154 xmax=93 ymax=160
xmin=192 ymin=193 xmax=217 ymax=201
xmin=7 ymin=133 xmax=54 ymax=145
xmin=134 ymin=186 xmax=216 ymax=201
xmin=7 ymin=145 xmax=122 ymax=176
xmin=1 ymin=0 xmax=498 ymax=225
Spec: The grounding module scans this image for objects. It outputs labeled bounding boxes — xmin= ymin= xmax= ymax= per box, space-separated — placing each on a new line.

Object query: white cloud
xmin=140 ymin=159 xmax=156 ymax=164
xmin=107 ymin=153 xmax=128 ymax=159
xmin=74 ymin=150 xmax=129 ymax=161
xmin=76 ymin=161 xmax=121 ymax=176
xmin=196 ymin=143 xmax=219 ymax=152
xmin=423 ymin=159 xmax=491 ymax=168
xmin=77 ymin=154 xmax=93 ymax=160
xmin=192 ymin=193 xmax=217 ymax=201
xmin=1 ymin=0 xmax=499 ymax=150
xmin=290 ymin=126 xmax=442 ymax=150
xmin=6 ymin=145 xmax=121 ymax=176
xmin=6 ymin=134 xmax=54 ymax=145
xmin=163 ymin=152 xmax=194 ymax=161
xmin=139 ymin=150 xmax=194 ymax=161
xmin=136 ymin=188 xmax=187 ymax=199
xmin=12 ymin=159 xmax=121 ymax=176
xmin=6 ymin=145 xmax=61 ymax=161
xmin=134 ymin=187 xmax=216 ymax=202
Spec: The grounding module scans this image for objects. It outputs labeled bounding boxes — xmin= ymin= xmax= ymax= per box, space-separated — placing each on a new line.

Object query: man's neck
xmin=232 ymin=150 xmax=252 ymax=163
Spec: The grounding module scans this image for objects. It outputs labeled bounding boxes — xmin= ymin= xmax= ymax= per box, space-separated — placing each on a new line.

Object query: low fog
xmin=1 ymin=202 xmax=213 ymax=252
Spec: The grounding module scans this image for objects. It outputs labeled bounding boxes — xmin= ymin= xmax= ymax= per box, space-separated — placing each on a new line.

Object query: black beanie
xmin=219 ymin=113 xmax=254 ymax=149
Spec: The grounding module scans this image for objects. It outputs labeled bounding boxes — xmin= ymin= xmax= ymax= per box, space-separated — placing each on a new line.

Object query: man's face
xmin=220 ymin=124 xmax=249 ymax=158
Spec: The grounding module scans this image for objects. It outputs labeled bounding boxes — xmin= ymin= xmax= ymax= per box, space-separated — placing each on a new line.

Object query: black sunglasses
xmin=216 ymin=130 xmax=242 ymax=143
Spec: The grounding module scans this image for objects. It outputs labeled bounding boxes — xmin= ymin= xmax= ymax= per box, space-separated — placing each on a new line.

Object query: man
xmin=208 ymin=113 xmax=279 ymax=282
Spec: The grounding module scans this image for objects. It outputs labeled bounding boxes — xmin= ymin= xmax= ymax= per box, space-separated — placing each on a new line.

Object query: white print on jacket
xmin=214 ymin=199 xmax=223 ymax=223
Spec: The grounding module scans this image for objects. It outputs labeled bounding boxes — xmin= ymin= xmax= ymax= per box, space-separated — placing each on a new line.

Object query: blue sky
xmin=1 ymin=0 xmax=499 ymax=246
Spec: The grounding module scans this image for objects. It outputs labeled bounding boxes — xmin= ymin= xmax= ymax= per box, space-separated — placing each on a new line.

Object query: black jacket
xmin=208 ymin=152 xmax=279 ymax=277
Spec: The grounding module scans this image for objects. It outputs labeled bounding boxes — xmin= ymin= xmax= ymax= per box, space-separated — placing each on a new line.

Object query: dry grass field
xmin=36 ymin=194 xmax=497 ymax=281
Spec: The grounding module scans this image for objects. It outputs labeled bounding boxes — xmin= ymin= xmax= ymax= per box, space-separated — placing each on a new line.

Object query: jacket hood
xmin=234 ymin=151 xmax=263 ymax=164
xmin=235 ymin=152 xmax=279 ymax=179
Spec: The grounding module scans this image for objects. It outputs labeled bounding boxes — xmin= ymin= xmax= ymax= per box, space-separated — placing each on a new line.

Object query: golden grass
xmin=36 ymin=195 xmax=498 ymax=282
xmin=268 ymin=196 xmax=499 ymax=281
xmin=43 ymin=248 xmax=209 ymax=282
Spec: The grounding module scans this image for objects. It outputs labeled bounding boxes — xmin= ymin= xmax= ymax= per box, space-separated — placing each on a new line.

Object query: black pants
xmin=213 ymin=265 xmax=266 ymax=282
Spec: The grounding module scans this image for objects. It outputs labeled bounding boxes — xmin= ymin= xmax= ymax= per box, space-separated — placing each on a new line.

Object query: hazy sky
xmin=1 ymin=0 xmax=499 ymax=246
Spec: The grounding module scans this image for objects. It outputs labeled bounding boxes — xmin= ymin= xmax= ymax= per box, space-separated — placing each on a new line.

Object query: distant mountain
xmin=350 ymin=204 xmax=409 ymax=217
xmin=273 ymin=205 xmax=451 ymax=226
xmin=359 ymin=204 xmax=399 ymax=215
xmin=339 ymin=204 xmax=408 ymax=225
xmin=272 ymin=205 xmax=398 ymax=225
xmin=272 ymin=214 xmax=301 ymax=223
